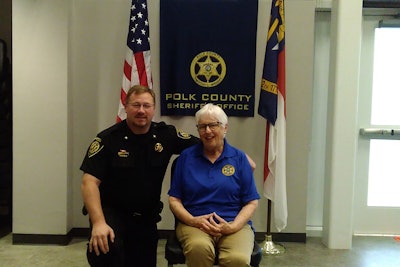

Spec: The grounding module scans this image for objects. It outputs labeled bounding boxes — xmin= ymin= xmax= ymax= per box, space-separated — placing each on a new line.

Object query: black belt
xmin=129 ymin=211 xmax=161 ymax=223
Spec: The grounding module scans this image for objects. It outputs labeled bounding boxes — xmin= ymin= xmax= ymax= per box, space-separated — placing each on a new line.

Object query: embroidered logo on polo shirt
xmin=88 ymin=137 xmax=104 ymax=158
xmin=222 ymin=164 xmax=235 ymax=176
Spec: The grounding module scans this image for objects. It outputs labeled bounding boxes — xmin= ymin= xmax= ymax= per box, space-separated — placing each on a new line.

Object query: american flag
xmin=258 ymin=0 xmax=287 ymax=232
xmin=117 ymin=0 xmax=152 ymax=122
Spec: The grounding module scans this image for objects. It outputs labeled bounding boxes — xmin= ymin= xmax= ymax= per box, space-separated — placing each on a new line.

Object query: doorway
xmin=354 ymin=14 xmax=400 ymax=235
xmin=0 ymin=0 xmax=12 ymax=238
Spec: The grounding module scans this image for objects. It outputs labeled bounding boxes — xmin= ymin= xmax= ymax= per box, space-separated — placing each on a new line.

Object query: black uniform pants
xmin=86 ymin=208 xmax=158 ymax=267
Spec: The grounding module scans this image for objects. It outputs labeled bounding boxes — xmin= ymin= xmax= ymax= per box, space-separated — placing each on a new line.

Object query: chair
xmin=164 ymin=157 xmax=262 ymax=266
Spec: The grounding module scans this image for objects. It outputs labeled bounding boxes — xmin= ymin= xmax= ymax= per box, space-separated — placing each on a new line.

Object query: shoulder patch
xmin=176 ymin=129 xmax=192 ymax=139
xmin=88 ymin=137 xmax=104 ymax=158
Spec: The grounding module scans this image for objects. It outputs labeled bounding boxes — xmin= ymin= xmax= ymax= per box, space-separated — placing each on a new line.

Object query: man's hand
xmin=89 ymin=222 xmax=115 ymax=256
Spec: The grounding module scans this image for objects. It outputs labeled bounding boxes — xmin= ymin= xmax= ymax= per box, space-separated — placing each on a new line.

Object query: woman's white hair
xmin=195 ymin=103 xmax=228 ymax=126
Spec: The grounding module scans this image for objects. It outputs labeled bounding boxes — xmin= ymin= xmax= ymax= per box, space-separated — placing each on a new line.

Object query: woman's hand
xmin=209 ymin=212 xmax=237 ymax=235
xmin=191 ymin=213 xmax=222 ymax=237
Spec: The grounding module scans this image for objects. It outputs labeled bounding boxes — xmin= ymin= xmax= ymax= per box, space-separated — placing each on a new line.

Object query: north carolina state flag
xmin=258 ymin=0 xmax=287 ymax=232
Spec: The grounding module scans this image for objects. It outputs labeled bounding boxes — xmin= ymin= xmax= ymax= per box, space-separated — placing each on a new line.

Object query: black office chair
xmin=164 ymin=157 xmax=262 ymax=267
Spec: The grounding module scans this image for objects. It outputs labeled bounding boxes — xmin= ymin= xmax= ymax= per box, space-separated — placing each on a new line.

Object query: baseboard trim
xmin=306 ymin=226 xmax=323 ymax=237
xmin=12 ymin=228 xmax=306 ymax=245
xmin=70 ymin=227 xmax=90 ymax=238
xmin=255 ymin=232 xmax=306 ymax=243
xmin=13 ymin=232 xmax=73 ymax=246
xmin=155 ymin=230 xmax=306 ymax=243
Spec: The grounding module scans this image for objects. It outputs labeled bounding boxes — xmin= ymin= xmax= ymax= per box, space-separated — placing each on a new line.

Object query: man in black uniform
xmin=80 ymin=85 xmax=199 ymax=266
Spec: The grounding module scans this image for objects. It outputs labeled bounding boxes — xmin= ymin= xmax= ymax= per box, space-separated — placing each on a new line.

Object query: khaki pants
xmin=176 ymin=222 xmax=254 ymax=267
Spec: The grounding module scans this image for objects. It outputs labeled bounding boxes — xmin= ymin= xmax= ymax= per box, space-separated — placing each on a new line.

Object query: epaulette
xmin=152 ymin=121 xmax=167 ymax=129
xmin=97 ymin=121 xmax=125 ymax=138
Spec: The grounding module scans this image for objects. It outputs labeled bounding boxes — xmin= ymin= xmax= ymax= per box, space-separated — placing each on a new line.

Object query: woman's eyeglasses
xmin=196 ymin=122 xmax=222 ymax=132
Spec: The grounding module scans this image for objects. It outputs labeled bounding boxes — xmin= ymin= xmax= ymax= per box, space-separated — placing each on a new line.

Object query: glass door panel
xmin=354 ymin=16 xmax=400 ymax=235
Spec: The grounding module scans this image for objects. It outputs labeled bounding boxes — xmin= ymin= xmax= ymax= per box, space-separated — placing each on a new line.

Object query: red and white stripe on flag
xmin=263 ymin=89 xmax=287 ymax=232
xmin=117 ymin=0 xmax=153 ymax=122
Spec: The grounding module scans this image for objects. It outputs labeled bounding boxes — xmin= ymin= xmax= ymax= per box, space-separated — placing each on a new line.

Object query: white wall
xmin=13 ymin=0 xmax=314 ymax=236
xmin=307 ymin=11 xmax=330 ymax=236
xmin=13 ymin=0 xmax=71 ymax=234
xmin=69 ymin=0 xmax=131 ymax=233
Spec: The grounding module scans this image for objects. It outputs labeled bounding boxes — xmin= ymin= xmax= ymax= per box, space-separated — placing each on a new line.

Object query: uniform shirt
xmin=80 ymin=120 xmax=199 ymax=215
xmin=168 ymin=140 xmax=260 ymax=225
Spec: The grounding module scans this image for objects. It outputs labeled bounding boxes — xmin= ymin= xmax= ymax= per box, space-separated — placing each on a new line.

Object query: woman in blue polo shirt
xmin=168 ymin=103 xmax=260 ymax=267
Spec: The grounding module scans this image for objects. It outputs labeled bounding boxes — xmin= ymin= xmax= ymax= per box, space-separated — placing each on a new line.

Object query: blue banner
xmin=160 ymin=0 xmax=258 ymax=117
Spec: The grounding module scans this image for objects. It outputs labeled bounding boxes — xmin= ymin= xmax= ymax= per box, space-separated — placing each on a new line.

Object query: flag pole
xmin=259 ymin=0 xmax=287 ymax=256
xmin=260 ymin=199 xmax=286 ymax=255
